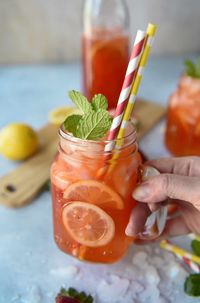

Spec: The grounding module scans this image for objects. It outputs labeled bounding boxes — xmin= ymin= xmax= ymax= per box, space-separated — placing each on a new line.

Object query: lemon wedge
xmin=48 ymin=106 xmax=82 ymax=126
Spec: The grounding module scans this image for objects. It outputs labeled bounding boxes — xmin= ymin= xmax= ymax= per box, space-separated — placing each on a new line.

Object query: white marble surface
xmin=0 ymin=55 xmax=199 ymax=303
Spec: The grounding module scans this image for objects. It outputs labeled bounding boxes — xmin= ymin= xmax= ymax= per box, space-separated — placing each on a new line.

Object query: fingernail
xmin=125 ymin=224 xmax=134 ymax=236
xmin=132 ymin=184 xmax=151 ymax=201
xmin=142 ymin=166 xmax=160 ymax=181
xmin=148 ymin=203 xmax=158 ymax=212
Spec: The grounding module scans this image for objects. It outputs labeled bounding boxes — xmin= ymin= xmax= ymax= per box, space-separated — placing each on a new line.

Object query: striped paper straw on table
xmin=188 ymin=233 xmax=200 ymax=242
xmin=180 ymin=255 xmax=200 ymax=273
xmin=115 ymin=23 xmax=157 ymax=146
xmin=104 ymin=29 xmax=146 ymax=153
xmin=160 ymin=240 xmax=200 ymax=266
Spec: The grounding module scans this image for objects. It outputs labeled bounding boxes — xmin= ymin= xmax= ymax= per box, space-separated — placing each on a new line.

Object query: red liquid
xmin=51 ymin=134 xmax=141 ymax=263
xmin=165 ymin=75 xmax=200 ymax=156
xmin=82 ymin=29 xmax=129 ymax=109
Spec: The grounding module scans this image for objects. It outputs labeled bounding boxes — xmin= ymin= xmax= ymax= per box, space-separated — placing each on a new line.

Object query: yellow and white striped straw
xmin=107 ymin=23 xmax=156 ymax=170
xmin=116 ymin=23 xmax=157 ymax=145
xmin=160 ymin=240 xmax=200 ymax=265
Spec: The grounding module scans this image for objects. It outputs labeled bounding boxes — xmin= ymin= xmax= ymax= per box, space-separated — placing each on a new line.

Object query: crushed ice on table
xmin=50 ymin=264 xmax=79 ymax=279
xmin=19 ymin=285 xmax=43 ymax=303
xmin=17 ymin=243 xmax=199 ymax=303
xmin=97 ymin=275 xmax=130 ymax=303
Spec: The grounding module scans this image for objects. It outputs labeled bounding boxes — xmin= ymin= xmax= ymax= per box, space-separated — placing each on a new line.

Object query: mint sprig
xmin=76 ymin=109 xmax=112 ymax=140
xmin=69 ymin=90 xmax=92 ymax=114
xmin=184 ymin=274 xmax=200 ymax=297
xmin=191 ymin=239 xmax=200 ymax=256
xmin=184 ymin=239 xmax=200 ymax=297
xmin=64 ymin=114 xmax=82 ymax=136
xmin=91 ymin=94 xmax=108 ymax=111
xmin=64 ymin=91 xmax=112 ymax=140
xmin=184 ymin=57 xmax=200 ymax=78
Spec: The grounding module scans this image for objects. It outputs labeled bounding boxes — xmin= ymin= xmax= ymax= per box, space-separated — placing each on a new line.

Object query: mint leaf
xmin=184 ymin=274 xmax=200 ymax=296
xmin=184 ymin=57 xmax=200 ymax=78
xmin=191 ymin=239 xmax=200 ymax=256
xmin=76 ymin=109 xmax=112 ymax=140
xmin=65 ymin=91 xmax=112 ymax=140
xmin=91 ymin=94 xmax=108 ymax=111
xmin=69 ymin=90 xmax=92 ymax=114
xmin=196 ymin=57 xmax=200 ymax=78
xmin=44 ymin=179 xmax=51 ymax=191
xmin=64 ymin=114 xmax=82 ymax=135
xmin=184 ymin=59 xmax=196 ymax=77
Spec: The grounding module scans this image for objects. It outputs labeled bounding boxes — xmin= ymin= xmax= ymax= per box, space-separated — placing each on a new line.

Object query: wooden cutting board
xmin=0 ymin=99 xmax=165 ymax=208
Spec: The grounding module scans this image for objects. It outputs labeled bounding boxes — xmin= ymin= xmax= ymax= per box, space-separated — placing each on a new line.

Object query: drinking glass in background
xmin=165 ymin=63 xmax=200 ymax=156
xmin=82 ymin=0 xmax=130 ymax=109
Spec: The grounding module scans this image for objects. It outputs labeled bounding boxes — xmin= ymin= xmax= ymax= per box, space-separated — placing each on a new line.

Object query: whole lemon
xmin=0 ymin=123 xmax=39 ymax=161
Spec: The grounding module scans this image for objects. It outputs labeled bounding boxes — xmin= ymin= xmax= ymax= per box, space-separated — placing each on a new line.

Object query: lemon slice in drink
xmin=48 ymin=106 xmax=82 ymax=126
xmin=62 ymin=201 xmax=115 ymax=247
xmin=63 ymin=180 xmax=124 ymax=210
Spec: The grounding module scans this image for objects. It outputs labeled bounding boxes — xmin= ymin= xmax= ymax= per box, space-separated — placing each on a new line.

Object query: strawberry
xmin=56 ymin=294 xmax=80 ymax=303
xmin=55 ymin=287 xmax=93 ymax=303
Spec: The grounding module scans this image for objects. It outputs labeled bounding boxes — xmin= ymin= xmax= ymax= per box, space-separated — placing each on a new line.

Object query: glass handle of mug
xmin=138 ymin=205 xmax=168 ymax=240
xmin=137 ymin=167 xmax=168 ymax=240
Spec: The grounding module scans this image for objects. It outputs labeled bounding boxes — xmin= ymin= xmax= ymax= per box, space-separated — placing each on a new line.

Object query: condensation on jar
xmin=50 ymin=122 xmax=141 ymax=263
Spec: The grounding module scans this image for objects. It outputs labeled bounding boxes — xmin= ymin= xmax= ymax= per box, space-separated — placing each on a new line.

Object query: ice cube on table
xmin=137 ymin=284 xmax=160 ymax=303
xmin=50 ymin=265 xmax=79 ymax=279
xmin=97 ymin=275 xmax=130 ymax=303
xmin=159 ymin=297 xmax=170 ymax=303
xmin=144 ymin=265 xmax=160 ymax=285
xmin=149 ymin=256 xmax=164 ymax=267
xmin=21 ymin=285 xmax=42 ymax=303
xmin=166 ymin=260 xmax=187 ymax=280
xmin=132 ymin=251 xmax=148 ymax=265
xmin=130 ymin=280 xmax=144 ymax=295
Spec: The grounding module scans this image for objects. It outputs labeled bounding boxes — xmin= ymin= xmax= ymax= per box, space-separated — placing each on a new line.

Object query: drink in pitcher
xmin=51 ymin=91 xmax=141 ymax=263
xmin=82 ymin=30 xmax=129 ymax=110
xmin=82 ymin=0 xmax=130 ymax=109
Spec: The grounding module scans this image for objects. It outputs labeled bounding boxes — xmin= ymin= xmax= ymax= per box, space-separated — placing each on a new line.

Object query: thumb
xmin=133 ymin=169 xmax=200 ymax=211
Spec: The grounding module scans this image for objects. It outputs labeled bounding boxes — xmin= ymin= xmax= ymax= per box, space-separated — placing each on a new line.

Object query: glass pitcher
xmin=82 ymin=0 xmax=130 ymax=109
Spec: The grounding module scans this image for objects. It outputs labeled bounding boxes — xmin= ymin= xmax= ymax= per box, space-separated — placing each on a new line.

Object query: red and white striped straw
xmin=160 ymin=240 xmax=200 ymax=273
xmin=105 ymin=30 xmax=146 ymax=152
xmin=178 ymin=254 xmax=200 ymax=273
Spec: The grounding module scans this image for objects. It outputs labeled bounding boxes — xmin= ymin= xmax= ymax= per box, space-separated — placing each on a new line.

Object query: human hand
xmin=125 ymin=156 xmax=200 ymax=238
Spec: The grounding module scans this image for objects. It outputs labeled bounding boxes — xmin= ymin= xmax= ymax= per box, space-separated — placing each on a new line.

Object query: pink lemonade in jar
xmin=51 ymin=123 xmax=141 ymax=263
xmin=165 ymin=75 xmax=200 ymax=156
